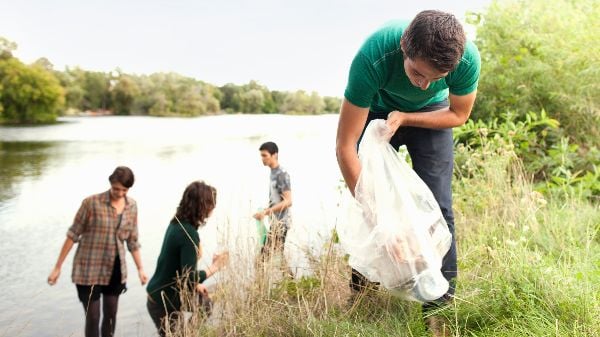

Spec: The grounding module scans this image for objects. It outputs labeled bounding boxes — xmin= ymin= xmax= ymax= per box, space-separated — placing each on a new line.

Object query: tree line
xmin=0 ymin=38 xmax=341 ymax=123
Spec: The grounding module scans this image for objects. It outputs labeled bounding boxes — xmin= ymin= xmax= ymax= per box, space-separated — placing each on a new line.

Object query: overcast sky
xmin=0 ymin=0 xmax=491 ymax=96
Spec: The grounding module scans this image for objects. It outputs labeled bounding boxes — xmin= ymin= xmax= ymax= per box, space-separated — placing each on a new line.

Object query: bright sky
xmin=0 ymin=0 xmax=491 ymax=97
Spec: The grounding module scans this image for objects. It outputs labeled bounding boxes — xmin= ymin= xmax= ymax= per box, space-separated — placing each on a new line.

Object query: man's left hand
xmin=386 ymin=111 xmax=406 ymax=136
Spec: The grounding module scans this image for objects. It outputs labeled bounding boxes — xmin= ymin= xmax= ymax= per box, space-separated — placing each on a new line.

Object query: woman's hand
xmin=47 ymin=266 xmax=61 ymax=285
xmin=212 ymin=251 xmax=229 ymax=270
xmin=205 ymin=251 xmax=229 ymax=278
xmin=138 ymin=268 xmax=148 ymax=285
xmin=195 ymin=283 xmax=208 ymax=296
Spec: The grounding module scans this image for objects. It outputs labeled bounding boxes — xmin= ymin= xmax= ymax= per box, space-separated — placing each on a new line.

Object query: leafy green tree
xmin=197 ymin=81 xmax=221 ymax=113
xmin=0 ymin=37 xmax=17 ymax=60
xmin=81 ymin=71 xmax=111 ymax=111
xmin=281 ymin=90 xmax=325 ymax=114
xmin=0 ymin=58 xmax=64 ymax=123
xmin=173 ymin=87 xmax=207 ymax=116
xmin=219 ymin=83 xmax=242 ymax=113
xmin=470 ymin=0 xmax=599 ymax=146
xmin=111 ymin=75 xmax=140 ymax=115
xmin=148 ymin=91 xmax=172 ymax=116
xmin=270 ymin=90 xmax=287 ymax=113
xmin=54 ymin=67 xmax=85 ymax=112
xmin=135 ymin=73 xmax=219 ymax=116
xmin=240 ymin=89 xmax=265 ymax=113
xmin=324 ymin=96 xmax=341 ymax=113
xmin=33 ymin=57 xmax=54 ymax=71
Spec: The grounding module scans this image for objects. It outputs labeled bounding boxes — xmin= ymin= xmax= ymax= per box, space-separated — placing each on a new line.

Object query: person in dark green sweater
xmin=146 ymin=181 xmax=228 ymax=337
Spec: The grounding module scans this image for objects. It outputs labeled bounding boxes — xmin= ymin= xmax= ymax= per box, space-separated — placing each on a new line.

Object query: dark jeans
xmin=260 ymin=221 xmax=289 ymax=258
xmin=147 ymin=295 xmax=212 ymax=336
xmin=147 ymin=297 xmax=178 ymax=337
xmin=351 ymin=100 xmax=458 ymax=311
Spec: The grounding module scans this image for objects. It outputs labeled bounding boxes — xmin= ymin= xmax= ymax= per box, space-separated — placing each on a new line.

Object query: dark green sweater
xmin=147 ymin=221 xmax=207 ymax=311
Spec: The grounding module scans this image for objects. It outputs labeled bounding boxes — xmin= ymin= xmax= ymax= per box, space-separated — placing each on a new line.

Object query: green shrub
xmin=470 ymin=0 xmax=599 ymax=147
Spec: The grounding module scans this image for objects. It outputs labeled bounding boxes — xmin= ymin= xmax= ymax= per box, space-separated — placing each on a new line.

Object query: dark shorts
xmin=76 ymin=255 xmax=127 ymax=303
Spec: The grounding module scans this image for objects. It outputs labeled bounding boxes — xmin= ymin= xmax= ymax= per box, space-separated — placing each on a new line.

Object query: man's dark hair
xmin=172 ymin=181 xmax=217 ymax=229
xmin=259 ymin=141 xmax=279 ymax=155
xmin=401 ymin=10 xmax=466 ymax=73
xmin=108 ymin=166 xmax=135 ymax=188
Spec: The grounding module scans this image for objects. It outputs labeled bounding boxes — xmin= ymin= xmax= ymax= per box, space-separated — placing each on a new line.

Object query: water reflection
xmin=0 ymin=141 xmax=62 ymax=204
xmin=0 ymin=115 xmax=342 ymax=337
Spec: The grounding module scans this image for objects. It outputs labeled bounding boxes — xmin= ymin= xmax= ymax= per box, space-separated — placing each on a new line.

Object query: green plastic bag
xmin=256 ymin=208 xmax=268 ymax=247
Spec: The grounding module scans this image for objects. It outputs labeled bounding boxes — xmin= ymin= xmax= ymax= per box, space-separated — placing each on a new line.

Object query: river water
xmin=0 ymin=114 xmax=344 ymax=337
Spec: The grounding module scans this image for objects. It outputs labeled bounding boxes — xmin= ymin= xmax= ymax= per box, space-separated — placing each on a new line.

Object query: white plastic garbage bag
xmin=337 ymin=119 xmax=452 ymax=302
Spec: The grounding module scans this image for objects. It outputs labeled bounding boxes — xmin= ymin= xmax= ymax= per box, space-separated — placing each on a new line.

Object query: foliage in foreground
xmin=163 ymin=141 xmax=599 ymax=337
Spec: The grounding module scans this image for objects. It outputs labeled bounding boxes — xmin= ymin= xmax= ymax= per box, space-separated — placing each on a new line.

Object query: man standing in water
xmin=47 ymin=166 xmax=148 ymax=337
xmin=335 ymin=10 xmax=480 ymax=336
xmin=253 ymin=141 xmax=292 ymax=259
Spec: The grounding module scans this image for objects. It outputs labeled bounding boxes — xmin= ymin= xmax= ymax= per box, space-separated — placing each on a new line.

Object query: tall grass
xmin=167 ymin=142 xmax=599 ymax=337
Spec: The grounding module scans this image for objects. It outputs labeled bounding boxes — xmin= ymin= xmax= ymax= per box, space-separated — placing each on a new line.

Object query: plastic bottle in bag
xmin=338 ymin=119 xmax=452 ymax=303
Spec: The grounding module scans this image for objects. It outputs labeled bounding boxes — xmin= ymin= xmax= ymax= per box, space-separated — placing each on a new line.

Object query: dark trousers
xmin=147 ymin=298 xmax=178 ymax=337
xmin=351 ymin=101 xmax=458 ymax=310
xmin=147 ymin=295 xmax=212 ymax=336
xmin=260 ymin=221 xmax=289 ymax=258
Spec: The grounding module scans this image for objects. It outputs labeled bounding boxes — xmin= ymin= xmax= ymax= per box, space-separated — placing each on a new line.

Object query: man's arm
xmin=263 ymin=190 xmax=292 ymax=216
xmin=386 ymin=91 xmax=477 ymax=131
xmin=255 ymin=190 xmax=291 ymax=220
xmin=336 ymin=98 xmax=370 ymax=195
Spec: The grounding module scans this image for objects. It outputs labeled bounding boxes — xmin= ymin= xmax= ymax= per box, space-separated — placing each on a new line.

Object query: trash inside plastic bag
xmin=337 ymin=119 xmax=452 ymax=302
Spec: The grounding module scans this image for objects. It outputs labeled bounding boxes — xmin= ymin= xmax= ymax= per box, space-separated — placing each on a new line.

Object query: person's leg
xmin=349 ymin=111 xmax=390 ymax=296
xmin=272 ymin=221 xmax=289 ymax=253
xmin=101 ymin=294 xmax=119 ymax=337
xmin=84 ymin=300 xmax=101 ymax=337
xmin=147 ymin=298 xmax=169 ymax=337
xmin=403 ymin=125 xmax=457 ymax=308
xmin=77 ymin=285 xmax=102 ymax=337
xmin=349 ymin=268 xmax=377 ymax=293
xmin=100 ymin=254 xmax=125 ymax=337
xmin=261 ymin=220 xmax=288 ymax=258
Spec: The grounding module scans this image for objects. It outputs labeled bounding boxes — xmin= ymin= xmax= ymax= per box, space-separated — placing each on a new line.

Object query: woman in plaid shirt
xmin=47 ymin=166 xmax=148 ymax=337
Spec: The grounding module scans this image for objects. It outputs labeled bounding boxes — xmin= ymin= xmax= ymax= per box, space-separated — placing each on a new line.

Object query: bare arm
xmin=130 ymin=248 xmax=148 ymax=285
xmin=47 ymin=237 xmax=75 ymax=285
xmin=253 ymin=190 xmax=291 ymax=220
xmin=387 ymin=91 xmax=477 ymax=131
xmin=195 ymin=252 xmax=229 ymax=297
xmin=335 ymin=98 xmax=370 ymax=195
xmin=202 ymin=252 xmax=229 ymax=279
xmin=259 ymin=190 xmax=292 ymax=218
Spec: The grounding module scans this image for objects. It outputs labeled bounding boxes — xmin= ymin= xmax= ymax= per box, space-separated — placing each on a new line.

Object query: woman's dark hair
xmin=108 ymin=166 xmax=135 ymax=188
xmin=401 ymin=10 xmax=466 ymax=73
xmin=172 ymin=181 xmax=217 ymax=229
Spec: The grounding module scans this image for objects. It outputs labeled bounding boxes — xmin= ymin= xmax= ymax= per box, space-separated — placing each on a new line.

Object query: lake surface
xmin=0 ymin=114 xmax=345 ymax=337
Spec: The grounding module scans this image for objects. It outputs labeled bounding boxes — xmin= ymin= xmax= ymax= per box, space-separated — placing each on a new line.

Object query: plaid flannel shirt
xmin=67 ymin=190 xmax=141 ymax=285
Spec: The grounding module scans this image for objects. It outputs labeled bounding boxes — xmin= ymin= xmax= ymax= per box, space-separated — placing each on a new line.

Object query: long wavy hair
xmin=172 ymin=181 xmax=216 ymax=229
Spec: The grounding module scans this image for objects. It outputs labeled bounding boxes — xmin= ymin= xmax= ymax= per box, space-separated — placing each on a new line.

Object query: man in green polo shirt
xmin=336 ymin=10 xmax=480 ymax=336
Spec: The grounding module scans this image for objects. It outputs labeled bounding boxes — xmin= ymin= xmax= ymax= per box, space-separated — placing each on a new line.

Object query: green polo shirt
xmin=147 ymin=221 xmax=207 ymax=311
xmin=344 ymin=19 xmax=481 ymax=113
